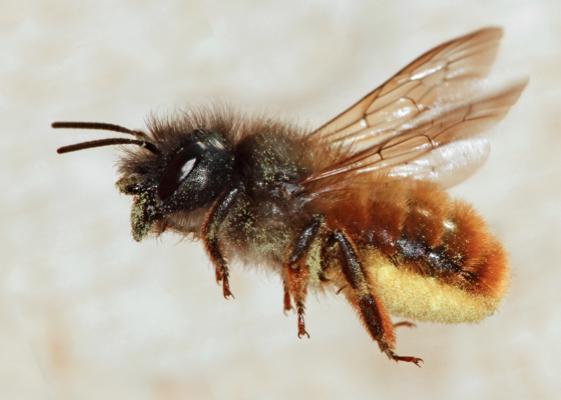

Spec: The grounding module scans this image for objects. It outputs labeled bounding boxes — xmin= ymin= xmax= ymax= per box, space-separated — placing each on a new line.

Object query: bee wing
xmin=303 ymin=81 xmax=527 ymax=191
xmin=310 ymin=27 xmax=503 ymax=144
xmin=386 ymin=137 xmax=490 ymax=189
xmin=302 ymin=27 xmax=527 ymax=190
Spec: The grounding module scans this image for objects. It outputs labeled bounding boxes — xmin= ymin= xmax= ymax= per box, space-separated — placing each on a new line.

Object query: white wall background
xmin=2 ymin=1 xmax=560 ymax=399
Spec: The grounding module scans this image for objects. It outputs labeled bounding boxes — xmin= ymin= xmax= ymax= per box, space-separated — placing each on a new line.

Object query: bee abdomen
xmin=386 ymin=197 xmax=507 ymax=299
xmin=358 ymin=190 xmax=508 ymax=323
xmin=354 ymin=180 xmax=508 ymax=299
xmin=320 ymin=179 xmax=507 ymax=299
xmin=394 ymin=238 xmax=461 ymax=275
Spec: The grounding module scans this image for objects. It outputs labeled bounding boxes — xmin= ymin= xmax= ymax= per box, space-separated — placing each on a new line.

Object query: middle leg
xmin=283 ymin=215 xmax=323 ymax=338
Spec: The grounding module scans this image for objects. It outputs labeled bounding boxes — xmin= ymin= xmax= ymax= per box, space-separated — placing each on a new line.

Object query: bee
xmin=53 ymin=27 xmax=526 ymax=366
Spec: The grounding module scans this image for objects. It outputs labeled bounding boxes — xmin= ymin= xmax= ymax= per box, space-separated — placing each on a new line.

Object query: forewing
xmin=303 ymin=80 xmax=527 ymax=189
xmin=311 ymin=28 xmax=503 ymax=144
xmin=303 ymin=27 xmax=526 ymax=191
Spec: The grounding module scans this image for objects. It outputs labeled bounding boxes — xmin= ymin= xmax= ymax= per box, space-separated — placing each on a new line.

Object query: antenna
xmin=52 ymin=121 xmax=160 ymax=155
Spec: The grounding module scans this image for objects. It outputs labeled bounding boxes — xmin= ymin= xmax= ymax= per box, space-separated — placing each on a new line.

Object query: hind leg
xmin=332 ymin=229 xmax=423 ymax=366
xmin=393 ymin=321 xmax=417 ymax=329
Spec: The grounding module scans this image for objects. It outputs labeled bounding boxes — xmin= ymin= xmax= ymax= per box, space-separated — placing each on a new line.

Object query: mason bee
xmin=53 ymin=27 xmax=526 ymax=366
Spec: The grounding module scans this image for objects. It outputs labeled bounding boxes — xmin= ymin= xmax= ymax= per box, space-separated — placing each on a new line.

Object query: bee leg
xmin=286 ymin=266 xmax=310 ymax=338
xmin=201 ymin=187 xmax=241 ymax=299
xmin=335 ymin=284 xmax=348 ymax=295
xmin=393 ymin=321 xmax=417 ymax=329
xmin=380 ymin=346 xmax=423 ymax=367
xmin=284 ymin=215 xmax=323 ymax=338
xmin=296 ymin=301 xmax=309 ymax=339
xmin=332 ymin=229 xmax=423 ymax=367
xmin=282 ymin=279 xmax=293 ymax=314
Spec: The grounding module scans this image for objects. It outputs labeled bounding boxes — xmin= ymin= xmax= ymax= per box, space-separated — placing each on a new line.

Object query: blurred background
xmin=2 ymin=0 xmax=560 ymax=399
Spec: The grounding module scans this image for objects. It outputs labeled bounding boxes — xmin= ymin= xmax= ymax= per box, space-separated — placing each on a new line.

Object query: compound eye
xmin=158 ymin=146 xmax=198 ymax=200
xmin=178 ymin=158 xmax=196 ymax=181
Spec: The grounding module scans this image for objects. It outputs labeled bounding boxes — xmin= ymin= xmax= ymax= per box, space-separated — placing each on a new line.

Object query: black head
xmin=53 ymin=120 xmax=235 ymax=241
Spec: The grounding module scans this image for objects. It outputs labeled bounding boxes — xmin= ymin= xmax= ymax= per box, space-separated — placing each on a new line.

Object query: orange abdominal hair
xmin=315 ymin=177 xmax=508 ymax=325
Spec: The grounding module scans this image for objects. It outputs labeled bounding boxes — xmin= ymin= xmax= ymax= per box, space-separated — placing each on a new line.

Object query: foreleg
xmin=201 ymin=187 xmax=240 ymax=299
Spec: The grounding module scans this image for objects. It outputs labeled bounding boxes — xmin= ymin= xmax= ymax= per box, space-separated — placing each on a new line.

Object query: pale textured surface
xmin=2 ymin=1 xmax=560 ymax=399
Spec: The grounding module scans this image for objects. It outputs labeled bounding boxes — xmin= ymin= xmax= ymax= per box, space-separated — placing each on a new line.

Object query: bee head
xmin=53 ymin=120 xmax=235 ymax=241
